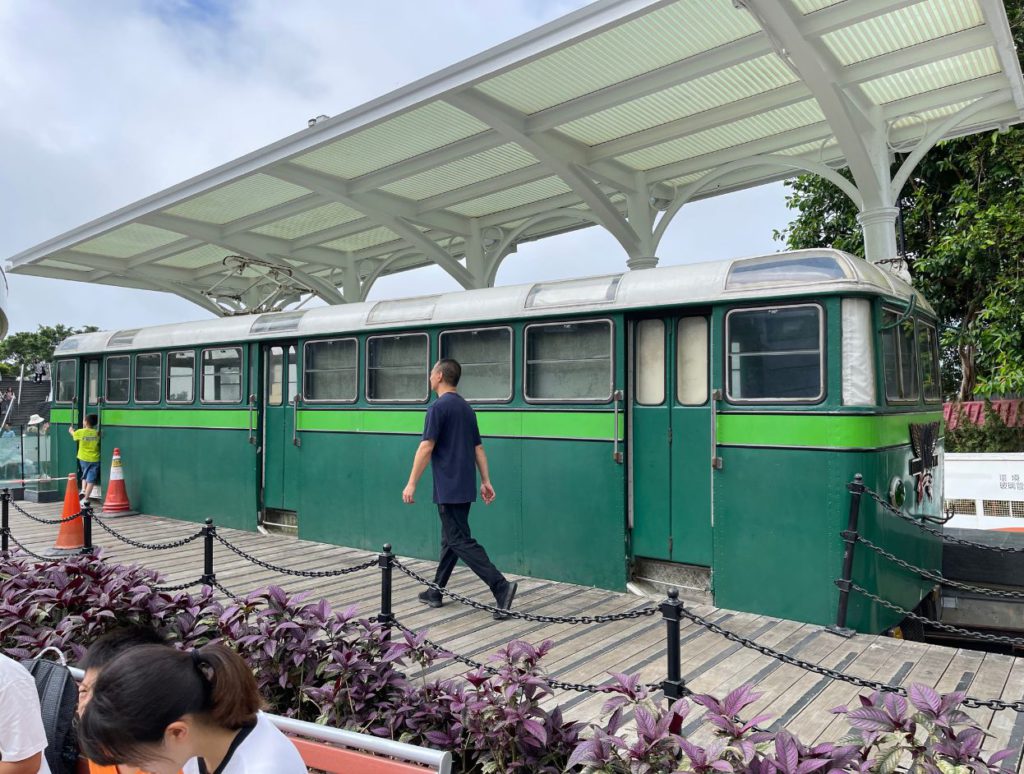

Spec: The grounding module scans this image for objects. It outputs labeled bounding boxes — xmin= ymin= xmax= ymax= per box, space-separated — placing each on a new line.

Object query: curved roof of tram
xmin=9 ymin=0 xmax=1024 ymax=315
xmin=55 ymin=250 xmax=933 ymax=356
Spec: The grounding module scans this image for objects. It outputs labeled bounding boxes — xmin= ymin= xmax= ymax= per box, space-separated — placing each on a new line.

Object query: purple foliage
xmin=1 ymin=551 xmax=1017 ymax=774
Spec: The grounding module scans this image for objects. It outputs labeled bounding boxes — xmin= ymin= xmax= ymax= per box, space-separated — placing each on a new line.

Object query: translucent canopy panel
xmin=8 ymin=0 xmax=1023 ymax=315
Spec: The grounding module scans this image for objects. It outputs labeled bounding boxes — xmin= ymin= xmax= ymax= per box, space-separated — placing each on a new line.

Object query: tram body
xmin=49 ymin=250 xmax=943 ymax=633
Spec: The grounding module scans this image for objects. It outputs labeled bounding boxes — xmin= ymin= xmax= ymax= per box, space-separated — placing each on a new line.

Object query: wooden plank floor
xmin=6 ymin=500 xmax=1023 ymax=770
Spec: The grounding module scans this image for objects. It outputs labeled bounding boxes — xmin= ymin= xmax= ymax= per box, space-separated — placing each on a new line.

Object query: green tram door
xmin=83 ymin=358 xmax=102 ymax=488
xmin=260 ymin=342 xmax=301 ymax=533
xmin=630 ymin=316 xmax=713 ymax=566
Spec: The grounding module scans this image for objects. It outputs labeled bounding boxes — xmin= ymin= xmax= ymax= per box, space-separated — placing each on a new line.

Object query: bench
xmin=273 ymin=715 xmax=451 ymax=774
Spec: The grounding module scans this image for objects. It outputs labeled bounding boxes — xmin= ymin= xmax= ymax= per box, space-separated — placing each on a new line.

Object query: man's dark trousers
xmin=433 ymin=503 xmax=506 ymax=596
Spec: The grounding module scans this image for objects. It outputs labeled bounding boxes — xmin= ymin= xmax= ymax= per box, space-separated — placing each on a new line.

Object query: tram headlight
xmin=888 ymin=477 xmax=906 ymax=509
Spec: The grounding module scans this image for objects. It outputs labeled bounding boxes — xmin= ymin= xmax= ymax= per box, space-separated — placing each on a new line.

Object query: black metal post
xmin=201 ymin=518 xmax=216 ymax=586
xmin=660 ymin=588 xmax=685 ymax=706
xmin=828 ymin=473 xmax=864 ymax=638
xmin=81 ymin=503 xmax=93 ymax=555
xmin=1 ymin=488 xmax=9 ymax=556
xmin=378 ymin=543 xmax=394 ymax=627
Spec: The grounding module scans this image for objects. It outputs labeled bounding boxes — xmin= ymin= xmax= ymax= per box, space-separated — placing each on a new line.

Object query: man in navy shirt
xmin=402 ymin=359 xmax=518 ymax=619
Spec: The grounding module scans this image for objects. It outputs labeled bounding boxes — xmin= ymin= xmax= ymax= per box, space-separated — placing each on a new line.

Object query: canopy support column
xmin=857 ymin=207 xmax=901 ymax=267
xmin=625 ymin=175 xmax=658 ymax=270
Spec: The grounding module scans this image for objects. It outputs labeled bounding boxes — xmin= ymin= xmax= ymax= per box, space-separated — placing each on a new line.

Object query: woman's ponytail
xmin=194 ymin=643 xmax=263 ymax=728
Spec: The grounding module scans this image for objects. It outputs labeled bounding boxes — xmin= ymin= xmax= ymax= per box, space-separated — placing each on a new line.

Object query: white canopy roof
xmin=10 ymin=0 xmax=1024 ymax=316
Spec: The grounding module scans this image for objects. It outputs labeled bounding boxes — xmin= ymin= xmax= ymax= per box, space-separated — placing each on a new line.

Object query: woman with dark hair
xmin=78 ymin=643 xmax=305 ymax=774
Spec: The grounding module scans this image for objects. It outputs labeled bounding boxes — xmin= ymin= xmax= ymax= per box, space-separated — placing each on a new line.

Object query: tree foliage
xmin=776 ymin=1 xmax=1024 ymax=401
xmin=777 ymin=129 xmax=1024 ymax=400
xmin=0 ymin=324 xmax=98 ymax=376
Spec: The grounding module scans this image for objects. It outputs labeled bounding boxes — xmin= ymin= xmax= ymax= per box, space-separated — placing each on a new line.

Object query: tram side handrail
xmin=247 ymin=393 xmax=257 ymax=445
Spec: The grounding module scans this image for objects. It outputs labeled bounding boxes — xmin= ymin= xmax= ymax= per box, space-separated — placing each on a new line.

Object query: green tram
xmin=48 ymin=249 xmax=943 ymax=633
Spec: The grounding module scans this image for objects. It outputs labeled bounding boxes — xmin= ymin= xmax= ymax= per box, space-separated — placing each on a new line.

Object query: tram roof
xmin=10 ymin=1 xmax=1024 ymax=313
xmin=55 ymin=250 xmax=932 ymax=355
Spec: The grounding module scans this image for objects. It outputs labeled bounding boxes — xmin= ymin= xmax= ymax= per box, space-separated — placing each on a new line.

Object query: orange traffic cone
xmin=49 ymin=473 xmax=86 ymax=555
xmin=102 ymin=448 xmax=136 ymax=516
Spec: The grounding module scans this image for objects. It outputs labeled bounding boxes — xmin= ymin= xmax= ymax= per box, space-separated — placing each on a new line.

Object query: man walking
xmin=403 ymin=359 xmax=517 ymax=620
xmin=68 ymin=414 xmax=100 ymax=507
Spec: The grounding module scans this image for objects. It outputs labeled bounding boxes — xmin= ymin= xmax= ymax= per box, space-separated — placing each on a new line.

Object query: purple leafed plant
xmin=1 ymin=551 xmax=1017 ymax=774
xmin=0 ymin=550 xmax=223 ymax=660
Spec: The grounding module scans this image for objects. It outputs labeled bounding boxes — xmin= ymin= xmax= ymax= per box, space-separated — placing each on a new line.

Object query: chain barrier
xmin=680 ymin=605 xmax=1024 ymax=712
xmin=848 ymin=582 xmax=1024 ymax=649
xmin=7 ymin=496 xmax=1023 ymax=712
xmin=10 ymin=501 xmax=82 ymax=525
xmin=91 ymin=513 xmax=205 ymax=551
xmin=391 ymin=618 xmax=660 ymax=694
xmin=213 ymin=533 xmax=378 ymax=578
xmin=393 ymin=559 xmax=658 ymax=624
xmin=213 ymin=580 xmax=244 ymax=603
xmin=855 ymin=534 xmax=1024 ymax=600
xmin=153 ymin=579 xmax=202 ymax=593
xmin=864 ymin=488 xmax=1024 ymax=554
xmin=3 ymin=530 xmax=58 ymax=562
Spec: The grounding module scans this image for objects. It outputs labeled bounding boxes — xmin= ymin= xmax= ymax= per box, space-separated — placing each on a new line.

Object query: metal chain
xmin=679 ymin=607 xmax=1024 ymax=712
xmin=864 ymin=489 xmax=1024 ymax=554
xmin=855 ymin=534 xmax=1024 ymax=600
xmin=393 ymin=559 xmax=658 ymax=624
xmin=153 ymin=579 xmax=202 ymax=593
xmin=10 ymin=501 xmax=81 ymax=525
xmin=678 ymin=606 xmax=906 ymax=694
xmin=849 ymin=582 xmax=1024 ymax=648
xmin=3 ymin=530 xmax=58 ymax=562
xmin=213 ymin=533 xmax=378 ymax=578
xmin=391 ymin=618 xmax=636 ymax=694
xmin=213 ymin=580 xmax=245 ymax=603
xmin=91 ymin=513 xmax=205 ymax=551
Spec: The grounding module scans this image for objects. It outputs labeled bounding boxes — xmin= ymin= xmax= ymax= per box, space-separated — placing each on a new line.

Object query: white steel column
xmin=857 ymin=207 xmax=900 ymax=267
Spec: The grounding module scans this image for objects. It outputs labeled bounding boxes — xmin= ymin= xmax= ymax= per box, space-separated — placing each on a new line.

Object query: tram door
xmin=630 ymin=316 xmax=713 ymax=565
xmin=261 ymin=342 xmax=301 ymax=526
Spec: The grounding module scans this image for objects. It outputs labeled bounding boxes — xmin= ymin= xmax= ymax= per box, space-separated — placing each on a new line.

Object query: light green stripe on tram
xmin=50 ymin=407 xmax=74 ymax=424
xmin=298 ymin=409 xmax=621 ymax=441
xmin=100 ymin=409 xmax=250 ymax=430
xmin=717 ymin=411 xmax=943 ymax=449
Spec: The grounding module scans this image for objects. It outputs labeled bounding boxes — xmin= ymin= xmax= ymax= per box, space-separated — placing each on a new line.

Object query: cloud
xmin=0 ymin=0 xmax=792 ymax=335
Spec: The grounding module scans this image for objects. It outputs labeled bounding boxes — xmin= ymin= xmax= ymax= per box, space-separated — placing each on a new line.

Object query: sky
xmin=0 ymin=0 xmax=795 ymax=336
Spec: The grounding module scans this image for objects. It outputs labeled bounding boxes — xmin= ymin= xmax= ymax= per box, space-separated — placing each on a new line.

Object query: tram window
xmin=366 ymin=334 xmax=428 ymax=402
xmin=201 ymin=347 xmax=242 ymax=403
xmin=304 ymin=339 xmax=357 ymax=402
xmin=135 ymin=353 xmax=161 ymax=404
xmin=267 ymin=346 xmax=298 ymax=405
xmin=439 ymin=327 xmax=512 ymax=402
xmin=726 ymin=305 xmax=823 ymax=402
xmin=881 ymin=309 xmax=919 ymax=402
xmin=677 ymin=317 xmax=709 ymax=405
xmin=635 ymin=320 xmax=665 ymax=406
xmin=87 ymin=361 xmax=99 ymax=404
xmin=167 ymin=351 xmax=195 ymax=403
xmin=267 ymin=346 xmax=285 ymax=406
xmin=55 ymin=360 xmax=77 ymax=403
xmin=918 ymin=322 xmax=941 ymax=402
xmin=525 ymin=320 xmax=613 ymax=402
xmin=105 ymin=356 xmax=130 ymax=404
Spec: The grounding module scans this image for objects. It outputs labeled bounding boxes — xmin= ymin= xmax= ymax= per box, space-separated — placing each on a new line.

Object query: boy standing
xmin=68 ymin=414 xmax=100 ymax=507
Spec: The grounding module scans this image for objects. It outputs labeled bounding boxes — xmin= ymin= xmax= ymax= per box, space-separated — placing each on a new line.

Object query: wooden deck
xmin=6 ymin=500 xmax=1023 ymax=770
